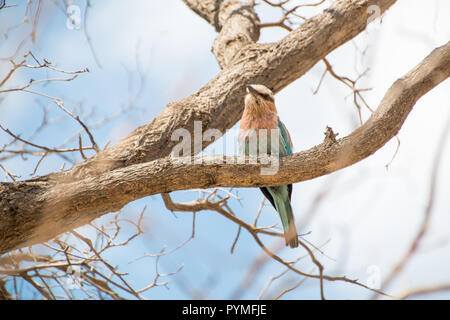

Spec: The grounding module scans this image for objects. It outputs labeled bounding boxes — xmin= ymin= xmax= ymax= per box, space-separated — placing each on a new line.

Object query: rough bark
xmin=44 ymin=0 xmax=397 ymax=182
xmin=0 ymin=0 xmax=423 ymax=254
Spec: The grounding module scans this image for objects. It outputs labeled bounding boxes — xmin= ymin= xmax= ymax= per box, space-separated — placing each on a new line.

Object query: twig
xmin=374 ymin=116 xmax=450 ymax=298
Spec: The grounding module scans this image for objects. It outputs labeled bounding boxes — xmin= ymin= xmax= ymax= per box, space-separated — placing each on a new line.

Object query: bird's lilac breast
xmin=239 ymin=113 xmax=278 ymax=131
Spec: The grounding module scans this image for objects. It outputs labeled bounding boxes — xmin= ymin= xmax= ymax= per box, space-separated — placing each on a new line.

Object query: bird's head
xmin=244 ymin=84 xmax=276 ymax=114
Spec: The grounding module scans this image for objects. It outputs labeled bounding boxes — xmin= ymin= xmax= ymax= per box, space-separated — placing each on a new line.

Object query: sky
xmin=0 ymin=0 xmax=449 ymax=299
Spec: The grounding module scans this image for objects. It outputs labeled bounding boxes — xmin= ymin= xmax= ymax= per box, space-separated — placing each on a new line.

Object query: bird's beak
xmin=246 ymin=85 xmax=258 ymax=97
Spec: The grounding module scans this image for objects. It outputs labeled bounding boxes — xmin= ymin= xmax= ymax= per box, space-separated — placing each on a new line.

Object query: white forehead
xmin=248 ymin=84 xmax=274 ymax=96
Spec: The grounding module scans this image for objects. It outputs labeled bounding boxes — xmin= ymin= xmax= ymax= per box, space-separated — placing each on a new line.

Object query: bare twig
xmin=374 ymin=116 xmax=450 ymax=298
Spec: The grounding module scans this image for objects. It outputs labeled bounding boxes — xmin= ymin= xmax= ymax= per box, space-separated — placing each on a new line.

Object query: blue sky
xmin=0 ymin=0 xmax=449 ymax=299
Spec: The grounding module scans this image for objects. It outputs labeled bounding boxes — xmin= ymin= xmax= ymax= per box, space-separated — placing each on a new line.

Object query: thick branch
xmin=40 ymin=0 xmax=396 ymax=183
xmin=182 ymin=0 xmax=261 ymax=67
xmin=1 ymin=40 xmax=449 ymax=254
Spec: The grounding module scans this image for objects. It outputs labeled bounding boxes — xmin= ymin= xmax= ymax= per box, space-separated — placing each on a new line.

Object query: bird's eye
xmin=260 ymin=93 xmax=274 ymax=102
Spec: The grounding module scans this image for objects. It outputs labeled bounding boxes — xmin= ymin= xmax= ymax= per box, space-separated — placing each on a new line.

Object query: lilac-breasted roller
xmin=239 ymin=84 xmax=299 ymax=248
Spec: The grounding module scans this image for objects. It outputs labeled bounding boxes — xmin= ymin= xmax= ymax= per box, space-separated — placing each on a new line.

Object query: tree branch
xmin=1 ymin=39 xmax=449 ymax=254
xmin=182 ymin=0 xmax=260 ymax=68
xmin=38 ymin=0 xmax=397 ymax=183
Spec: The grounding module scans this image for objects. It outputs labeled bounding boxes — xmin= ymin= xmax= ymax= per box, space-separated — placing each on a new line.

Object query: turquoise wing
xmin=278 ymin=118 xmax=293 ymax=156
xmin=239 ymin=119 xmax=293 ymax=158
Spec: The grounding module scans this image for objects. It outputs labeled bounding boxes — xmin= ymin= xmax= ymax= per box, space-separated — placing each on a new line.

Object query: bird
xmin=239 ymin=84 xmax=299 ymax=248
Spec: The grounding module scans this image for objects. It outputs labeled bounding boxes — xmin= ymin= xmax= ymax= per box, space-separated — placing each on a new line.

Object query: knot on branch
xmin=323 ymin=126 xmax=338 ymax=147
